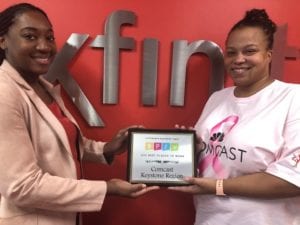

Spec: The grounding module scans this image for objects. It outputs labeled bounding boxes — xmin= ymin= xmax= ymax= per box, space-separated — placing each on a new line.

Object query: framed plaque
xmin=127 ymin=128 xmax=196 ymax=186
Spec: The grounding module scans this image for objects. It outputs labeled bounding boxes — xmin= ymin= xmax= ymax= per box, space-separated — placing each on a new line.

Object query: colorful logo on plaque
xmin=145 ymin=142 xmax=179 ymax=151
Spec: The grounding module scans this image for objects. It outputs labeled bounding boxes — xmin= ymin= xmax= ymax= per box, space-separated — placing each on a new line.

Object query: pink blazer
xmin=0 ymin=60 xmax=108 ymax=225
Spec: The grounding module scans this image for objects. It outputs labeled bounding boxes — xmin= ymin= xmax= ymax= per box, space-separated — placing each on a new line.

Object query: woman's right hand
xmin=106 ymin=179 xmax=159 ymax=198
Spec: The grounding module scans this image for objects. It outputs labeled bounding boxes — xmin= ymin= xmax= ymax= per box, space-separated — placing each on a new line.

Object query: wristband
xmin=216 ymin=179 xmax=226 ymax=196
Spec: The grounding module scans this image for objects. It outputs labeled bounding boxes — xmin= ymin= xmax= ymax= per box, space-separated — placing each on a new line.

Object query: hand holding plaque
xmin=127 ymin=128 xmax=196 ymax=186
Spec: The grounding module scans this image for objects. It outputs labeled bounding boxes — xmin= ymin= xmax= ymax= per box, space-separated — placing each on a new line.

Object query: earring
xmin=0 ymin=37 xmax=6 ymax=50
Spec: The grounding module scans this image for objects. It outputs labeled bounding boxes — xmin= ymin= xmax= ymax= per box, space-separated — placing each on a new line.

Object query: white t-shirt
xmin=194 ymin=80 xmax=300 ymax=225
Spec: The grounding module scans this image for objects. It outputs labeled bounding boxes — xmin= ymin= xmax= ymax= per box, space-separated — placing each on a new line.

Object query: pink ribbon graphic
xmin=198 ymin=115 xmax=239 ymax=178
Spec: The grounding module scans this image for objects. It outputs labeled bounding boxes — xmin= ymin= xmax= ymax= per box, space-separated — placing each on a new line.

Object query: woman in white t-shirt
xmin=169 ymin=8 xmax=300 ymax=225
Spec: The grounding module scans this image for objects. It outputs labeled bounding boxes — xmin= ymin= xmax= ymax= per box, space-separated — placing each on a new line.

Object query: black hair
xmin=0 ymin=3 xmax=50 ymax=65
xmin=228 ymin=9 xmax=277 ymax=50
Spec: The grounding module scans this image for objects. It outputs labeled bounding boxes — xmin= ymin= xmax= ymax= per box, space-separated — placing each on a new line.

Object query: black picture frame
xmin=127 ymin=128 xmax=197 ymax=186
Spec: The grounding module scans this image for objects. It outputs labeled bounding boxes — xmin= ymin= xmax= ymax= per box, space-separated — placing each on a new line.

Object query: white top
xmin=194 ymin=80 xmax=300 ymax=225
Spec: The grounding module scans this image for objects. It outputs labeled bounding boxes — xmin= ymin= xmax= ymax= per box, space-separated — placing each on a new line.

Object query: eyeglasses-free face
xmin=0 ymin=10 xmax=57 ymax=81
xmin=224 ymin=26 xmax=272 ymax=96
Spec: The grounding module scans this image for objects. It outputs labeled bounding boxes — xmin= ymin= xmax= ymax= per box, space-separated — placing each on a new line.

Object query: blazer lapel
xmin=27 ymin=88 xmax=73 ymax=154
xmin=1 ymin=60 xmax=72 ymax=154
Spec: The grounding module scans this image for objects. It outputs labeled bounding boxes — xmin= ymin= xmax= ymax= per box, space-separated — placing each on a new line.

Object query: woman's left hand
xmin=175 ymin=124 xmax=204 ymax=158
xmin=168 ymin=177 xmax=216 ymax=195
xmin=104 ymin=125 xmax=143 ymax=156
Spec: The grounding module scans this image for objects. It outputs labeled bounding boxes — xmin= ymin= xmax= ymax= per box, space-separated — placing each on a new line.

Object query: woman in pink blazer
xmin=0 ymin=3 xmax=157 ymax=225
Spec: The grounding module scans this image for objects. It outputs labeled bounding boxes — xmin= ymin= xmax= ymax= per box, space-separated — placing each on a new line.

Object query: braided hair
xmin=0 ymin=3 xmax=50 ymax=65
xmin=228 ymin=9 xmax=277 ymax=50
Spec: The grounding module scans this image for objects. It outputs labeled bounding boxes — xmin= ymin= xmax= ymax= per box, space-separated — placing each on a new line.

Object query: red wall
xmin=2 ymin=0 xmax=300 ymax=224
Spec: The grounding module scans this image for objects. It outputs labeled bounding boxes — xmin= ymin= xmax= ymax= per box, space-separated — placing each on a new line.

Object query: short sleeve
xmin=266 ymin=87 xmax=300 ymax=187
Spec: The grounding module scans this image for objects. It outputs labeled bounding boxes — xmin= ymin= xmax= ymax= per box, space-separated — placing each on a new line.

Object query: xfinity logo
xmin=45 ymin=10 xmax=299 ymax=127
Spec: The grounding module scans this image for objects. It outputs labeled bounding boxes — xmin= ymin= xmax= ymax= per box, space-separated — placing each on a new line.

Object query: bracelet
xmin=216 ymin=179 xmax=226 ymax=196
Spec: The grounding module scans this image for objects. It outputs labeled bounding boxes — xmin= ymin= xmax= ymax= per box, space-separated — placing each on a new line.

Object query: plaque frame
xmin=127 ymin=128 xmax=196 ymax=186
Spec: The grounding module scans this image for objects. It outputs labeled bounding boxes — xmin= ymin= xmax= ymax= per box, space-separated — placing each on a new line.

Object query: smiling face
xmin=0 ymin=10 xmax=56 ymax=81
xmin=224 ymin=26 xmax=273 ymax=95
